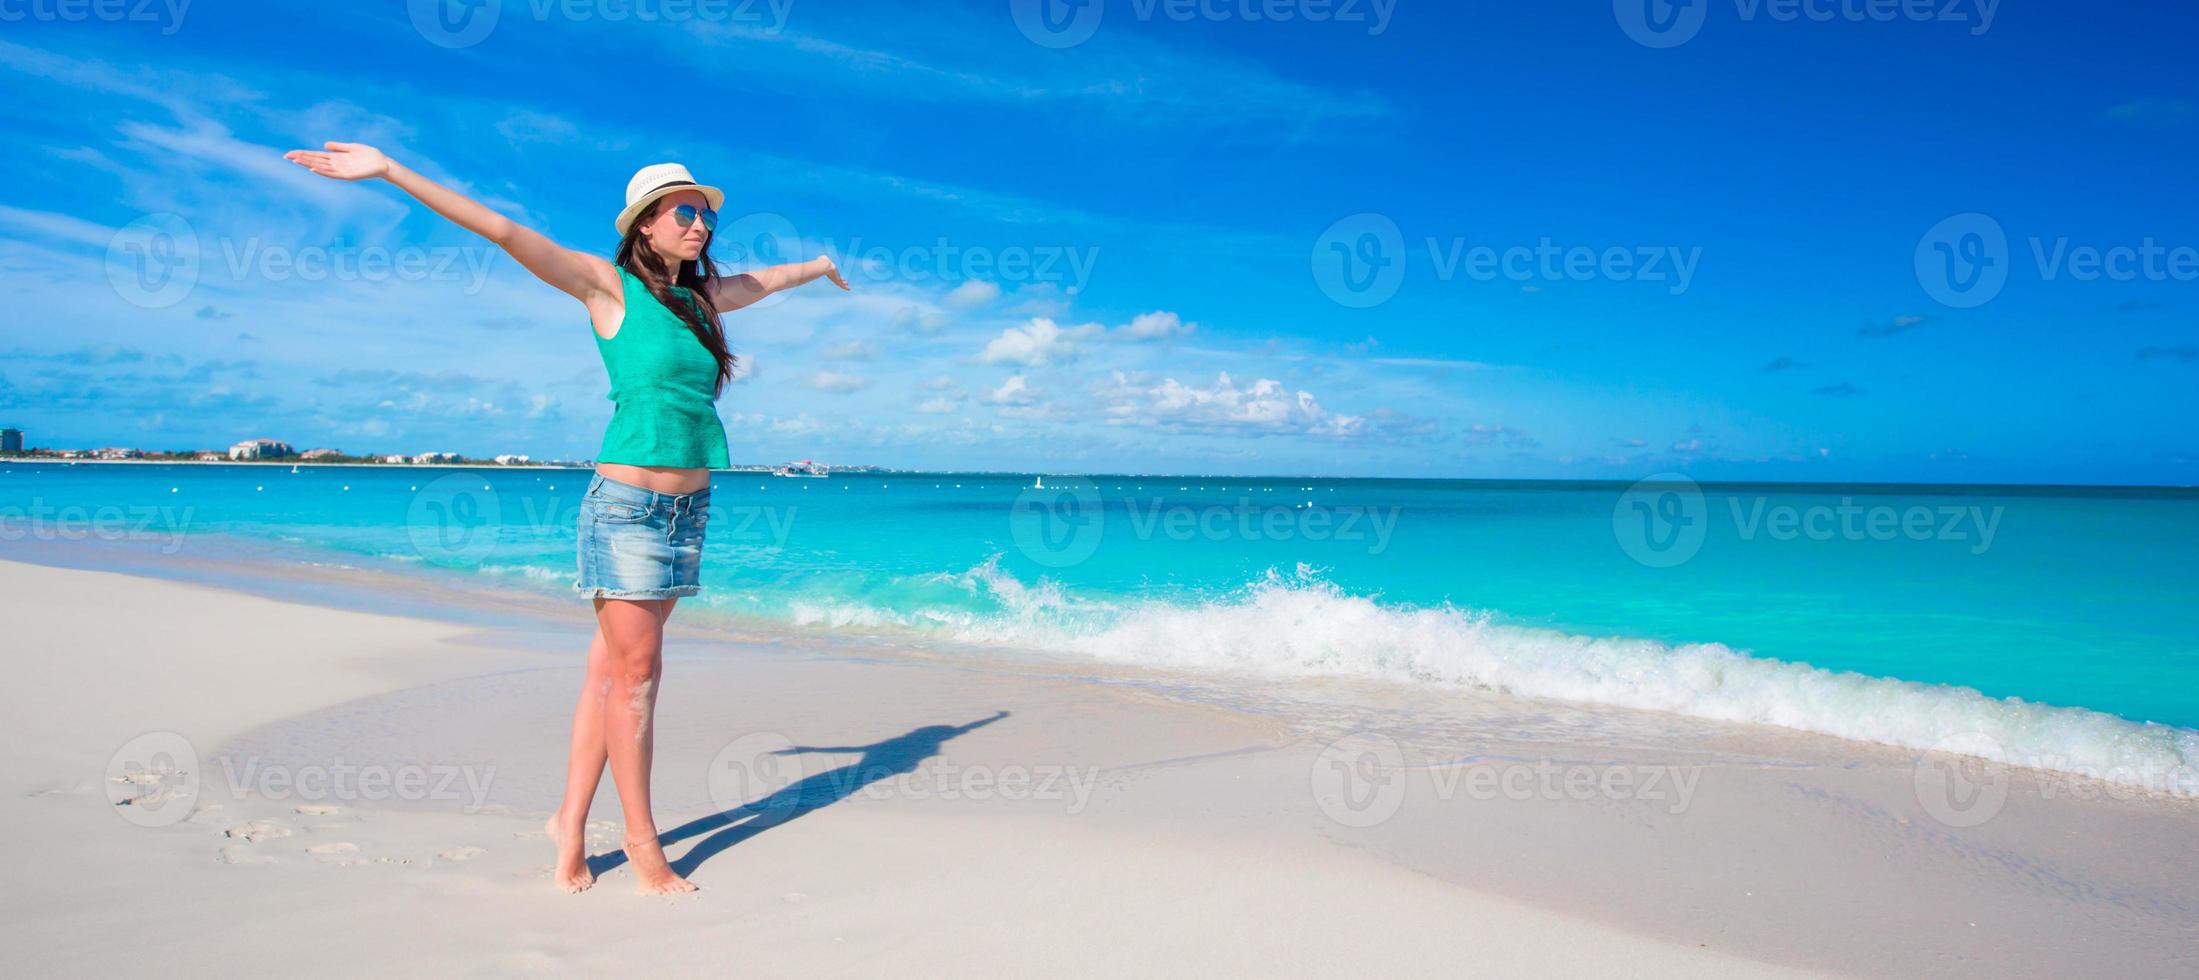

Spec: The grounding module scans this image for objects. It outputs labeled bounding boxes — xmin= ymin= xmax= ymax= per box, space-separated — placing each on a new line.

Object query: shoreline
xmin=5 ymin=549 xmax=2196 ymax=976
xmin=8 ymin=524 xmax=2197 ymax=802
xmin=6 ymin=456 xmax=2195 ymax=492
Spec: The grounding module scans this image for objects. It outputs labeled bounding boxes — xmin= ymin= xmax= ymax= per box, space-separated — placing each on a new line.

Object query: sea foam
xmin=779 ymin=558 xmax=2199 ymax=797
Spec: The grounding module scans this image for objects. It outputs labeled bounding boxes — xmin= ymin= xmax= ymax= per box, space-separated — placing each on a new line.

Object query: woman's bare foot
xmin=622 ymin=834 xmax=698 ymax=894
xmin=546 ymin=815 xmax=594 ymax=894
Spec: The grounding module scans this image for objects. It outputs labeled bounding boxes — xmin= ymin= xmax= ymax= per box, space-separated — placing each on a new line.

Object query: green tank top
xmin=592 ymin=268 xmax=731 ymax=469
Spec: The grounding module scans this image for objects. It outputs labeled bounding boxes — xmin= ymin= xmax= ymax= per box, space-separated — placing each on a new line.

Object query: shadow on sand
xmin=588 ymin=710 xmax=1010 ymax=878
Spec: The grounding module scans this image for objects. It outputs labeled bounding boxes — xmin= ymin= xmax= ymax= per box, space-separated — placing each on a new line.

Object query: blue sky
xmin=0 ymin=0 xmax=2193 ymax=481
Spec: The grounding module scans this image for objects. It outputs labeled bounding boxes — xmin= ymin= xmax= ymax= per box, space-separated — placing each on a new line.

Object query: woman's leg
xmin=597 ymin=595 xmax=697 ymax=893
xmin=546 ymin=623 xmax=615 ymax=893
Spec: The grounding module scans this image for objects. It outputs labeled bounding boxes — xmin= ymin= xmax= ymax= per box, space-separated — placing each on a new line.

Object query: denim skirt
xmin=574 ymin=472 xmax=711 ymax=600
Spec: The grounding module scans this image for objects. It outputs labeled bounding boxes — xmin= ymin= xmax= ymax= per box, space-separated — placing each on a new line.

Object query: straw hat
xmin=614 ymin=163 xmax=726 ymax=235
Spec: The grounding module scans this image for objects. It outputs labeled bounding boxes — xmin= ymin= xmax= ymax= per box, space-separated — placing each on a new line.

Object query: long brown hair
xmin=614 ymin=198 xmax=736 ymax=395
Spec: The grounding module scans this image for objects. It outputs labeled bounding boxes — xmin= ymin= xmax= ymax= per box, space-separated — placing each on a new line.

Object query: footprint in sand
xmin=224 ymin=819 xmax=291 ymax=842
xmin=438 ymin=846 xmax=486 ymax=861
xmin=306 ymin=841 xmax=368 ymax=865
xmin=294 ymin=804 xmax=342 ymax=816
xmin=217 ymin=843 xmax=277 ymax=866
xmin=583 ymin=820 xmax=617 ymax=847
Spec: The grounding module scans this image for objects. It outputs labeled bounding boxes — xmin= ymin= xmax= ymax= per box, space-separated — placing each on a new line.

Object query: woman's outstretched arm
xmin=706 ymin=255 xmax=851 ymax=312
xmin=282 ymin=141 xmax=618 ymax=305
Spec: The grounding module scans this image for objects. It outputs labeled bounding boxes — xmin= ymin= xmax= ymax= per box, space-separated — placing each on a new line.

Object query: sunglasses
xmin=668 ymin=203 xmax=718 ymax=232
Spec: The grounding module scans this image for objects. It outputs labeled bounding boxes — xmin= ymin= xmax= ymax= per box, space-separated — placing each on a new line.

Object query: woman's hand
xmin=819 ymin=255 xmax=851 ymax=290
xmin=282 ymin=141 xmax=392 ymax=182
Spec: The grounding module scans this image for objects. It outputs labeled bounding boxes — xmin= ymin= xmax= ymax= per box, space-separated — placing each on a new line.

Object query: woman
xmin=282 ymin=144 xmax=849 ymax=894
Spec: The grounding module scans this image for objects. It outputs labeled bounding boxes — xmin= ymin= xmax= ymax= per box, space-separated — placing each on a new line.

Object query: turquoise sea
xmin=5 ymin=460 xmax=2195 ymax=794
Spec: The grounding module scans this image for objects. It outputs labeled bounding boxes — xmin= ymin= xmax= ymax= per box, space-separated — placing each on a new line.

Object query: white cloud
xmin=988 ymin=375 xmax=1040 ymax=406
xmin=943 ymin=279 xmax=1001 ymax=310
xmin=821 ymin=339 xmax=876 ymax=361
xmin=493 ymin=108 xmax=629 ymax=151
xmin=895 ymin=304 xmax=951 ymax=335
xmin=915 ymin=395 xmax=964 ymax=414
xmin=1369 ymin=356 xmax=1498 ymax=370
xmin=679 ymin=16 xmax=1393 ymax=130
xmin=1463 ymin=423 xmax=1536 ymax=448
xmin=0 ymin=205 xmax=120 ymax=250
xmin=726 ymin=411 xmax=839 ymax=436
xmin=1002 ymin=282 xmax=1074 ymax=317
xmin=977 ymin=317 xmax=1099 ymax=367
xmin=1101 ymin=372 xmax=1360 ymax=437
xmin=921 ymin=374 xmax=958 ymax=391
xmin=806 ymin=371 xmax=870 ymax=393
xmin=1120 ymin=310 xmax=1194 ymax=340
xmin=118 ymin=119 xmax=407 ymax=226
xmin=729 ymin=355 xmax=757 ymax=382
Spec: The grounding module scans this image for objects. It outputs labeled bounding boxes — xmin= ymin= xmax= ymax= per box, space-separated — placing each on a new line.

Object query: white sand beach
xmin=4 ymin=555 xmax=2194 ymax=978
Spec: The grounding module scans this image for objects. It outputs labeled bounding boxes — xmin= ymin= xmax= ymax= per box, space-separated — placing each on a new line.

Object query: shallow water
xmin=5 ymin=460 xmax=2194 ymax=793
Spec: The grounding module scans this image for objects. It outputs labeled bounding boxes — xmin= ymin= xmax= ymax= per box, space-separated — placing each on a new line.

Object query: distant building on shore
xmin=494 ymin=454 xmax=530 ymax=465
xmin=1 ymin=427 xmax=21 ymax=453
xmin=382 ymin=454 xmax=408 ymax=464
xmin=94 ymin=447 xmax=142 ymax=460
xmin=195 ymin=452 xmax=224 ymax=461
xmin=411 ymin=451 xmax=461 ymax=464
xmin=300 ymin=448 xmax=344 ymax=460
xmin=228 ymin=438 xmax=294 ymax=461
